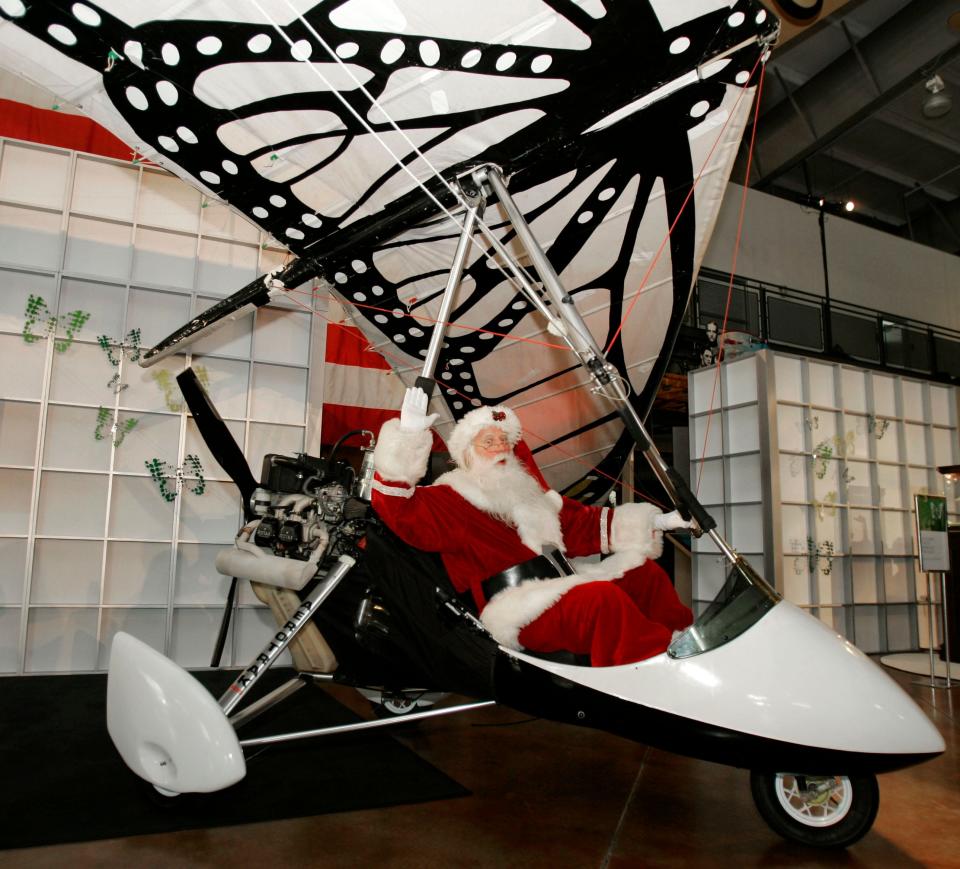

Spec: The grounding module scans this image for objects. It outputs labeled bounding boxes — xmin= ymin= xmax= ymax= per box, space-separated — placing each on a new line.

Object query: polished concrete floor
xmin=5 ymin=666 xmax=959 ymax=868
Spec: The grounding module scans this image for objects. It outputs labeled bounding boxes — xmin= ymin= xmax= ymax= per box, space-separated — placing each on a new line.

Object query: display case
xmin=689 ymin=349 xmax=959 ymax=654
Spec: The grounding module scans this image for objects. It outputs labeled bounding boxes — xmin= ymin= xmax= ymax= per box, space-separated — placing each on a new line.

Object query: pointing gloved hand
xmin=652 ymin=509 xmax=695 ymax=532
xmin=399 ymin=386 xmax=439 ymax=432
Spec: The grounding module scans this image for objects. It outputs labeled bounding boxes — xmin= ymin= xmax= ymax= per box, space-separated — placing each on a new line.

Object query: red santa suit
xmin=371 ymin=405 xmax=692 ymax=666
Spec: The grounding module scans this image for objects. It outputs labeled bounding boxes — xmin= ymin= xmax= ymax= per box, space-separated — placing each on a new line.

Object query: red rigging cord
xmin=695 ymin=60 xmax=767 ymax=497
xmin=603 ymin=50 xmax=766 ymax=358
xmin=287 ymin=285 xmax=570 ymax=352
xmin=283 ymin=287 xmax=662 ymax=504
xmin=278 ymin=53 xmax=768 ymax=506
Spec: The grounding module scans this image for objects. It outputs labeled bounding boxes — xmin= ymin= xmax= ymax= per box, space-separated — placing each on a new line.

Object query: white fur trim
xmin=571 ymin=549 xmax=648 ymax=580
xmin=481 ymin=547 xmax=653 ymax=650
xmin=446 ymin=405 xmax=521 ymax=466
xmin=436 ymin=466 xmax=563 ymax=554
xmin=480 ymin=574 xmax=592 ymax=650
xmin=611 ymin=501 xmax=664 ymax=561
xmin=373 ymin=418 xmax=433 ymax=485
xmin=371 ymin=479 xmax=413 ymax=499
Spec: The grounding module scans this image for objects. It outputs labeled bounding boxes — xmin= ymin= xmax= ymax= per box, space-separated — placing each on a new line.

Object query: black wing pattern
xmin=0 ymin=0 xmax=777 ymax=498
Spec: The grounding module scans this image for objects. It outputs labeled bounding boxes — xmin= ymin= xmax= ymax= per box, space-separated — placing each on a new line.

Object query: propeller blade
xmin=177 ymin=367 xmax=258 ymax=516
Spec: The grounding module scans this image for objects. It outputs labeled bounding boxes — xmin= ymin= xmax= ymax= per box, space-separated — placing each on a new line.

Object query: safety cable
xmin=695 ymin=61 xmax=767 ymax=497
xmin=603 ymin=49 xmax=765 ymax=358
xmin=246 ymin=2 xmax=767 ymax=499
xmin=284 ymin=288 xmax=664 ymax=505
xmin=252 ymin=0 xmax=767 ymax=368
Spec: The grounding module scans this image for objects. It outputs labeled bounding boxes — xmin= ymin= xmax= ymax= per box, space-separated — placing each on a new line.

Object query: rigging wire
xmin=249 ymin=0 xmax=539 ymax=303
xmin=244 ymin=1 xmax=769 ymax=493
xmin=253 ymin=0 xmax=767 ymax=371
xmin=602 ymin=49 xmax=765 ymax=358
xmin=694 ymin=61 xmax=767 ymax=498
xmin=287 ymin=285 xmax=571 ymax=352
xmin=282 ymin=287 xmax=663 ymax=503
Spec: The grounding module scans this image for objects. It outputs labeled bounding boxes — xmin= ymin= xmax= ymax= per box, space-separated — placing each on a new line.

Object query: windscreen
xmin=669 ymin=556 xmax=780 ymax=658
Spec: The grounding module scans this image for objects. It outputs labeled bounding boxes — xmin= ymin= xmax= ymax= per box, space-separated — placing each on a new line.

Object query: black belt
xmin=481 ymin=548 xmax=575 ymax=601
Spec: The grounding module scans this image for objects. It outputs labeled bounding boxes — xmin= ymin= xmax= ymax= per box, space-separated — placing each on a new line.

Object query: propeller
xmin=176 ymin=367 xmax=258 ymax=665
xmin=177 ymin=368 xmax=258 ymax=517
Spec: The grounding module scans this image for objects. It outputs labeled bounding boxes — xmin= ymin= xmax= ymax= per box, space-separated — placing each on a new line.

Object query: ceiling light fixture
xmin=922 ymin=75 xmax=952 ymax=119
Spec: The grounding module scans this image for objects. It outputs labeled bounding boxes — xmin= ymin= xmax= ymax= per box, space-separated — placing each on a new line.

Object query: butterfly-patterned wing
xmin=0 ymin=0 xmax=776 ymax=497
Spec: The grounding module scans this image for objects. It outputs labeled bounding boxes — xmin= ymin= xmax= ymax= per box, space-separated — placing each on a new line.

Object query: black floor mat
xmin=0 ymin=669 xmax=468 ymax=850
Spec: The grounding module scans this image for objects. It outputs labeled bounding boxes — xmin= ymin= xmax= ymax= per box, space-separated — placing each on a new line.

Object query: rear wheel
xmin=750 ymin=771 xmax=879 ymax=848
xmin=355 ymin=687 xmax=446 ymax=718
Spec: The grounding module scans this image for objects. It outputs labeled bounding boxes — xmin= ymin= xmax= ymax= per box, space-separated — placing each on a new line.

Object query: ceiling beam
xmin=751 ymin=1 xmax=960 ymax=190
xmin=823 ymin=145 xmax=957 ymax=201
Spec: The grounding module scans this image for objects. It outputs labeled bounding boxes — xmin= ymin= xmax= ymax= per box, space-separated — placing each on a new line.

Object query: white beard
xmin=436 ymin=452 xmax=564 ymax=553
xmin=462 ymin=453 xmax=546 ymax=522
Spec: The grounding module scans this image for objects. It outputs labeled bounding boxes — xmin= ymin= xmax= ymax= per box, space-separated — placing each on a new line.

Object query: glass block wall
xmin=0 ymin=138 xmax=326 ymax=673
xmin=689 ymin=349 xmax=959 ymax=654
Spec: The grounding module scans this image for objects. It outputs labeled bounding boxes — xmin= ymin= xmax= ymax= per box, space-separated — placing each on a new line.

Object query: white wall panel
xmin=72 ymin=156 xmax=138 ymax=221
xmin=64 ymin=218 xmax=132 ymax=280
xmin=126 ymin=287 xmax=192 ymax=347
xmin=30 ymin=539 xmax=102 ymax=604
xmin=25 ymin=607 xmax=98 ymax=672
xmin=0 ymin=538 xmax=26 ymax=603
xmin=704 ymin=184 xmax=960 ymax=331
xmin=0 ymin=269 xmax=57 ymax=332
xmin=0 ymin=204 xmax=63 ymax=269
xmin=0 ymin=143 xmax=69 ymax=209
xmin=103 ymin=541 xmax=171 ymax=605
xmin=0 ymin=401 xmax=40 ymax=465
xmin=0 ymin=139 xmax=325 ymax=673
xmin=132 ymin=227 xmax=197 ymax=289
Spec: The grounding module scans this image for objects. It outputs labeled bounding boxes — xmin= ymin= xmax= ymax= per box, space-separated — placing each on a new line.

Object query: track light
xmin=922 ymin=75 xmax=952 ymax=119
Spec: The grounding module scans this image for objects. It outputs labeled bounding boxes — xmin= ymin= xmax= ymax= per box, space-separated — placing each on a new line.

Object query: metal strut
xmin=415 ymin=179 xmax=486 ymax=397
xmin=217 ymin=553 xmax=355 ymax=716
xmin=471 ymin=166 xmax=736 ymax=565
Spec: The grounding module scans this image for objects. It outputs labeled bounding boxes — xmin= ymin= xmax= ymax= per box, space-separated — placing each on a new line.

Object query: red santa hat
xmin=445 ymin=404 xmax=522 ymax=467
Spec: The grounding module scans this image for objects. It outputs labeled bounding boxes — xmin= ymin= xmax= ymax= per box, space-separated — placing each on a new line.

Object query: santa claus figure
xmin=371 ymin=387 xmax=694 ymax=666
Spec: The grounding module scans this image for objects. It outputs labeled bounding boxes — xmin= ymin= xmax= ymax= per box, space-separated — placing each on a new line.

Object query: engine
xmin=214 ymin=432 xmax=376 ymax=590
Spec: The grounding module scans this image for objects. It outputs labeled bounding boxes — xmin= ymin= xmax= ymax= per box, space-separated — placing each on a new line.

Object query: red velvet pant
xmin=516 ymin=561 xmax=693 ymax=666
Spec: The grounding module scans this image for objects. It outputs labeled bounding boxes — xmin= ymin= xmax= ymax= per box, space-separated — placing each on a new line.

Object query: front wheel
xmin=750 ymin=771 xmax=879 ymax=848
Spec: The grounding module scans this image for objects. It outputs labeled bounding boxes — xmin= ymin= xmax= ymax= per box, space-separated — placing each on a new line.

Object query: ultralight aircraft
xmin=0 ymin=0 xmax=945 ymax=848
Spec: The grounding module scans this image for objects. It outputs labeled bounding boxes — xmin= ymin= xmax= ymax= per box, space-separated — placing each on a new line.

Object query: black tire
xmin=750 ymin=771 xmax=879 ymax=849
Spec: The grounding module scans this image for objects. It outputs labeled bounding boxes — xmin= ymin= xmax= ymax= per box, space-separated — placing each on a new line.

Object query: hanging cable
xmin=695 ymin=61 xmax=767 ymax=497
xmin=603 ymin=49 xmax=765 ymax=358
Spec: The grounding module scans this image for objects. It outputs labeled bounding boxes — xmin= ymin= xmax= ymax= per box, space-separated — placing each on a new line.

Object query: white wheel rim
xmin=383 ymin=696 xmax=415 ymax=714
xmin=774 ymin=774 xmax=854 ymax=827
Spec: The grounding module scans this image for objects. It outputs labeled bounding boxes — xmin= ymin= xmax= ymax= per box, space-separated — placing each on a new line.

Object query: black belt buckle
xmin=481 ymin=547 xmax=573 ymax=601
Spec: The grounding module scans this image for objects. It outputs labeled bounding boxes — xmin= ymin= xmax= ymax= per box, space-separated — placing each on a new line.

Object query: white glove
xmin=652 ymin=509 xmax=694 ymax=532
xmin=399 ymin=386 xmax=438 ymax=432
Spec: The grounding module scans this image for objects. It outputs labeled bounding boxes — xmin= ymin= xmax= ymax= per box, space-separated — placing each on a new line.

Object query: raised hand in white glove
xmin=652 ymin=509 xmax=694 ymax=532
xmin=399 ymin=386 xmax=439 ymax=432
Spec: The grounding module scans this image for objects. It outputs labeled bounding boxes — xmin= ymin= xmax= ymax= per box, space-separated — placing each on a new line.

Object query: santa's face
xmin=471 ymin=425 xmax=512 ymax=466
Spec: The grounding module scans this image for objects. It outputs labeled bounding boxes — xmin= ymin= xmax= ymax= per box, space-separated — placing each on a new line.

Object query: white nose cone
xmin=521 ymin=600 xmax=944 ymax=765
xmin=680 ymin=601 xmax=946 ymax=756
xmin=107 ymin=632 xmax=246 ymax=793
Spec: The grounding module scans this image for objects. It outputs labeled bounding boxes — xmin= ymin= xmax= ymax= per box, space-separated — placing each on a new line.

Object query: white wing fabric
xmin=0 ymin=0 xmax=776 ymax=498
